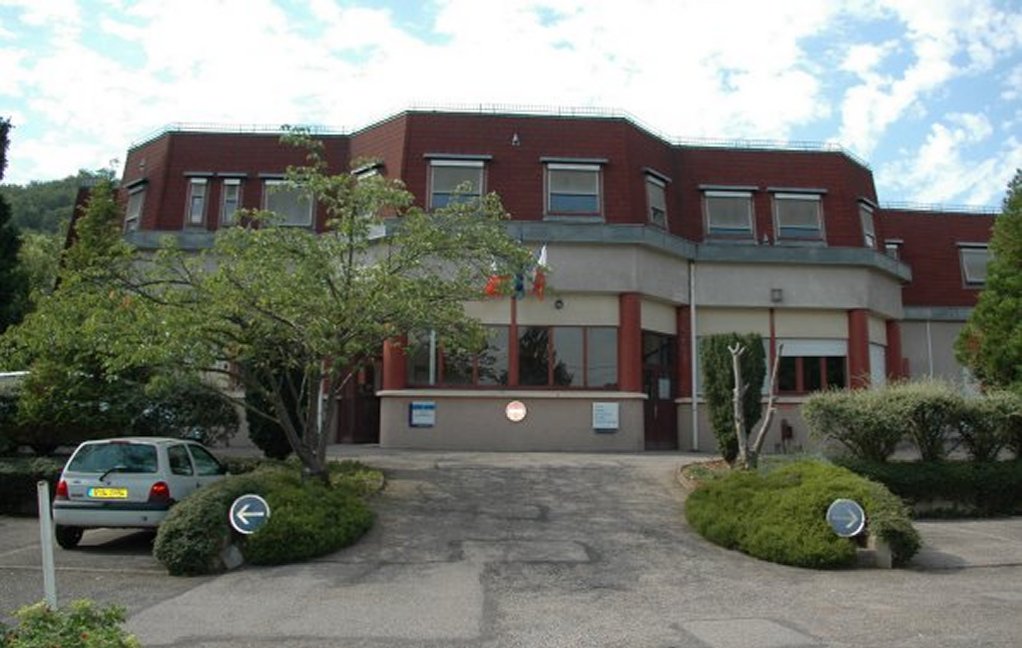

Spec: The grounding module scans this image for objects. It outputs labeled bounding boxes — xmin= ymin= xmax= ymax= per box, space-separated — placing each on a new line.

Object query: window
xmin=124 ymin=187 xmax=145 ymax=231
xmin=221 ymin=178 xmax=242 ymax=224
xmin=704 ymin=191 xmax=753 ymax=238
xmin=167 ymin=445 xmax=193 ymax=476
xmin=517 ymin=326 xmax=618 ymax=388
xmin=859 ymin=203 xmax=876 ymax=248
xmin=547 ymin=164 xmax=601 ymax=216
xmin=263 ymin=180 xmax=313 ymax=227
xmin=959 ymin=245 xmax=990 ymax=286
xmin=429 ymin=160 xmax=483 ymax=209
xmin=884 ymin=240 xmax=902 ymax=259
xmin=407 ymin=326 xmax=509 ymax=387
xmin=185 ymin=178 xmax=207 ymax=227
xmin=646 ymin=175 xmax=667 ymax=227
xmin=774 ymin=193 xmax=823 ymax=241
xmin=188 ymin=444 xmax=225 ymax=476
xmin=777 ymin=356 xmax=847 ymax=393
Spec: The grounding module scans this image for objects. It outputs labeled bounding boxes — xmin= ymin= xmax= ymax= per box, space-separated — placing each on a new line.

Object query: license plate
xmin=88 ymin=487 xmax=128 ymax=499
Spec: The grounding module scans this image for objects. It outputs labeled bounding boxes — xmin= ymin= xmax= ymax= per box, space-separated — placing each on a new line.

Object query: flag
xmin=531 ymin=244 xmax=548 ymax=300
xmin=485 ymin=260 xmax=507 ymax=297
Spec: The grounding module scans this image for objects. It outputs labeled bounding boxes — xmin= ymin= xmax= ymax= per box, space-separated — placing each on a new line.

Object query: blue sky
xmin=1 ymin=0 xmax=1020 ymax=208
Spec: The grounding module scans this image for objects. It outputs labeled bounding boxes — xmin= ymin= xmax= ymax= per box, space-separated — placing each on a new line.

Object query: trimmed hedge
xmin=0 ymin=457 xmax=64 ymax=516
xmin=153 ymin=463 xmax=377 ymax=575
xmin=805 ymin=381 xmax=1022 ymax=462
xmin=685 ymin=460 xmax=920 ymax=568
xmin=836 ymin=458 xmax=1022 ymax=516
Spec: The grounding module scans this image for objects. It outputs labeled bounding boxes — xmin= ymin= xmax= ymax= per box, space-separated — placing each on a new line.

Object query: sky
xmin=1 ymin=0 xmax=1021 ymax=208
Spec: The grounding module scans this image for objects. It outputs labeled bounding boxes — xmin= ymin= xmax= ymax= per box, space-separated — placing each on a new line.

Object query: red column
xmin=619 ymin=293 xmax=642 ymax=392
xmin=885 ymin=320 xmax=904 ymax=381
xmin=381 ymin=336 xmax=407 ymax=390
xmin=847 ymin=309 xmax=871 ymax=389
xmin=676 ymin=305 xmax=691 ymax=397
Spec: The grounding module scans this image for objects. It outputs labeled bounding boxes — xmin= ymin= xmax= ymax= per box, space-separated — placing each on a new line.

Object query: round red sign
xmin=505 ymin=400 xmax=527 ymax=422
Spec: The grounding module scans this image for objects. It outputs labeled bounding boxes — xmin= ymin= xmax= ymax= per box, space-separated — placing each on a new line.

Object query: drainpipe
xmin=689 ymin=260 xmax=699 ymax=451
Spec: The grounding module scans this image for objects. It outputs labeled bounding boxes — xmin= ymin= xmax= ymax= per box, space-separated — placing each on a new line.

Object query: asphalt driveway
xmin=3 ymin=450 xmax=1022 ymax=647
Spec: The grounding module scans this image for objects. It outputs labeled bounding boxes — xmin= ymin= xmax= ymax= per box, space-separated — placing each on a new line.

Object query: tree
xmin=700 ymin=333 xmax=766 ymax=463
xmin=1 ymin=169 xmax=114 ymax=233
xmin=956 ymin=170 xmax=1022 ymax=389
xmin=104 ymin=132 xmax=533 ymax=478
xmin=0 ymin=117 xmax=29 ymax=334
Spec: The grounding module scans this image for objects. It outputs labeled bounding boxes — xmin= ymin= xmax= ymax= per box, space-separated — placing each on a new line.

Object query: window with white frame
xmin=263 ymin=179 xmax=313 ymax=227
xmin=704 ymin=191 xmax=754 ymax=238
xmin=646 ymin=175 xmax=667 ymax=228
xmin=885 ymin=239 xmax=902 ymax=259
xmin=546 ymin=164 xmax=601 ymax=216
xmin=959 ymin=245 xmax=990 ymax=286
xmin=124 ymin=187 xmax=145 ymax=231
xmin=774 ymin=193 xmax=823 ymax=241
xmin=429 ymin=160 xmax=483 ymax=209
xmin=220 ymin=178 xmax=242 ymax=224
xmin=185 ymin=178 xmax=207 ymax=227
xmin=859 ymin=203 xmax=876 ymax=248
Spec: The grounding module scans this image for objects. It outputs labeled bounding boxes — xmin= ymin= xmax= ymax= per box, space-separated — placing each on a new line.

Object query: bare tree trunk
xmin=744 ymin=343 xmax=784 ymax=470
xmin=728 ymin=343 xmax=748 ymax=467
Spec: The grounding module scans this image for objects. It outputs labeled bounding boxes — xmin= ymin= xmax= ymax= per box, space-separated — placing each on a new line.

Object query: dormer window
xmin=703 ymin=190 xmax=754 ymax=239
xmin=543 ymin=158 xmax=605 ymax=218
xmin=773 ymin=192 xmax=824 ymax=241
xmin=645 ymin=170 xmax=669 ymax=228
xmin=428 ymin=159 xmax=484 ymax=209
xmin=185 ymin=178 xmax=208 ymax=227
xmin=959 ymin=244 xmax=990 ymax=287
xmin=859 ymin=203 xmax=876 ymax=248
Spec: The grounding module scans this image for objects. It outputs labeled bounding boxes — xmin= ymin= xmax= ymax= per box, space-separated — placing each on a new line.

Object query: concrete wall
xmin=380 ymin=392 xmax=644 ymax=451
xmin=677 ymin=398 xmax=824 ymax=455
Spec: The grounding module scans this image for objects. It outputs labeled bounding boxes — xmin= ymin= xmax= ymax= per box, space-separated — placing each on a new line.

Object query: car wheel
xmin=55 ymin=525 xmax=83 ymax=549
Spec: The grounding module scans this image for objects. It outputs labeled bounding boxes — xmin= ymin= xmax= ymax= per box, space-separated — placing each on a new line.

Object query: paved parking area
xmin=3 ymin=450 xmax=1021 ymax=646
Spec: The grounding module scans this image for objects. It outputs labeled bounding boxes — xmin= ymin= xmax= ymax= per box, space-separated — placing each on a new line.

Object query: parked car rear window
xmin=67 ymin=443 xmax=159 ymax=474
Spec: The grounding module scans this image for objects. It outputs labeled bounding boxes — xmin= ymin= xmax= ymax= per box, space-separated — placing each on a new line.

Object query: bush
xmin=887 ymin=380 xmax=962 ymax=461
xmin=990 ymin=389 xmax=1022 ymax=459
xmin=153 ymin=462 xmax=378 ymax=575
xmin=244 ymin=478 xmax=373 ymax=565
xmin=700 ymin=333 xmax=766 ymax=463
xmin=0 ymin=599 xmax=140 ymax=647
xmin=685 ymin=459 xmax=920 ymax=568
xmin=0 ymin=457 xmax=64 ymax=516
xmin=836 ymin=457 xmax=1022 ymax=516
xmin=957 ymin=393 xmax=1013 ymax=462
xmin=803 ymin=389 xmax=904 ymax=461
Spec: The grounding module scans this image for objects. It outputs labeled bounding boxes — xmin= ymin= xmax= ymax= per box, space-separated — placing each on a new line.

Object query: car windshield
xmin=67 ymin=442 xmax=159 ymax=474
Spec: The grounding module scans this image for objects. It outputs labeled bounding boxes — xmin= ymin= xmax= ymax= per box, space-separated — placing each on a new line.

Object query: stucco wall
xmin=677 ymin=399 xmax=826 ymax=456
xmin=380 ymin=392 xmax=645 ymax=451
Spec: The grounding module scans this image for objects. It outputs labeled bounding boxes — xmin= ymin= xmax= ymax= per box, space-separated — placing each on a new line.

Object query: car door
xmin=165 ymin=443 xmax=200 ymax=501
xmin=186 ymin=443 xmax=227 ymax=490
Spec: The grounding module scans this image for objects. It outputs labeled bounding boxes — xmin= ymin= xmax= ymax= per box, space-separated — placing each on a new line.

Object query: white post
xmin=36 ymin=481 xmax=57 ymax=609
xmin=689 ymin=261 xmax=699 ymax=451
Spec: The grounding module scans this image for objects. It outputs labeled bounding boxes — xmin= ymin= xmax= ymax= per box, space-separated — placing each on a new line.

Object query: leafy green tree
xmin=17 ymin=228 xmax=64 ymax=303
xmin=956 ymin=170 xmax=1022 ymax=389
xmin=0 ymin=117 xmax=29 ymax=334
xmin=99 ymin=132 xmax=532 ymax=478
xmin=1 ymin=169 xmax=113 ymax=233
xmin=700 ymin=333 xmax=766 ymax=463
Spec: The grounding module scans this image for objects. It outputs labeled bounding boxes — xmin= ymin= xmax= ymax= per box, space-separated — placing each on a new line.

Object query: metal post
xmin=36 ymin=481 xmax=57 ymax=609
xmin=689 ymin=261 xmax=699 ymax=451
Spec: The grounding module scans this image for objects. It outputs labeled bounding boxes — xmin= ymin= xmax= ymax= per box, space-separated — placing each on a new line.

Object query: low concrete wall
xmin=676 ymin=398 xmax=825 ymax=455
xmin=380 ymin=391 xmax=645 ymax=451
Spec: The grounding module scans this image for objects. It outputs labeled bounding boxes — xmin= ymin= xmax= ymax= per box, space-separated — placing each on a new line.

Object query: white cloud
xmin=837 ymin=0 xmax=1022 ymax=157
xmin=879 ymin=112 xmax=1018 ymax=205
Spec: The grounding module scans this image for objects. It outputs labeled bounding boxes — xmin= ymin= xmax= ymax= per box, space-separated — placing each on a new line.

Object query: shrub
xmin=685 ymin=459 xmax=920 ymax=568
xmin=887 ymin=380 xmax=962 ymax=461
xmin=0 ymin=599 xmax=140 ymax=648
xmin=836 ymin=457 xmax=1022 ymax=516
xmin=957 ymin=393 xmax=1012 ymax=462
xmin=153 ymin=462 xmax=378 ymax=575
xmin=244 ymin=478 xmax=373 ymax=565
xmin=700 ymin=333 xmax=766 ymax=463
xmin=0 ymin=456 xmax=64 ymax=516
xmin=990 ymin=389 xmax=1022 ymax=459
xmin=803 ymin=389 xmax=903 ymax=461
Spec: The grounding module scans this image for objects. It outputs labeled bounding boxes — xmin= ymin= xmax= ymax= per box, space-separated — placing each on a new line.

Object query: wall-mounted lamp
xmin=554 ymin=298 xmax=564 ymax=310
xmin=770 ymin=288 xmax=783 ymax=303
xmin=511 ymin=132 xmax=521 ymax=147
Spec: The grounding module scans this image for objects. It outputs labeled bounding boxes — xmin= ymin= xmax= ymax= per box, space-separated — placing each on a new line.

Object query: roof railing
xmin=880 ymin=201 xmax=1000 ymax=215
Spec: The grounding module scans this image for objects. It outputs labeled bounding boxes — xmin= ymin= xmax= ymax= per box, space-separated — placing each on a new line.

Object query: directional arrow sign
xmin=826 ymin=498 xmax=866 ymax=537
xmin=229 ymin=494 xmax=271 ymax=535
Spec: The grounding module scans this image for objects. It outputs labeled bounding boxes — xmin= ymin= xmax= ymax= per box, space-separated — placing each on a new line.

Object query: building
xmin=117 ymin=108 xmax=996 ymax=452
